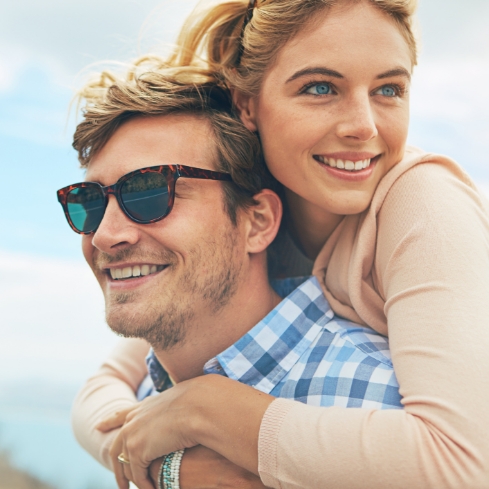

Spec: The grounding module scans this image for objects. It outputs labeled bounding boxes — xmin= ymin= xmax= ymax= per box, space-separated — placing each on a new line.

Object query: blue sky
xmin=0 ymin=1 xmax=487 ymax=486
xmin=0 ymin=0 xmax=488 ymax=397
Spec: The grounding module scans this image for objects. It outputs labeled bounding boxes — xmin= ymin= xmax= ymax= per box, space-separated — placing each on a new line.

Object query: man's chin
xmin=107 ymin=290 xmax=136 ymax=306
xmin=106 ymin=314 xmax=140 ymax=338
xmin=105 ymin=304 xmax=189 ymax=351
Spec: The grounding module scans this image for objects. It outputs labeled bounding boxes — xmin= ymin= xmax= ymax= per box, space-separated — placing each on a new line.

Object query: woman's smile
xmin=313 ymin=153 xmax=381 ymax=182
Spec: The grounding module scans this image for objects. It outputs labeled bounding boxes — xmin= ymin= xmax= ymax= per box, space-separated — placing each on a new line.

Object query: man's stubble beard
xmin=100 ymin=227 xmax=242 ymax=351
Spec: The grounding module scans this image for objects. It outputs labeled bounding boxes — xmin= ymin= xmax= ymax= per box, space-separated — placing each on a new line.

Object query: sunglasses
xmin=57 ymin=164 xmax=232 ymax=235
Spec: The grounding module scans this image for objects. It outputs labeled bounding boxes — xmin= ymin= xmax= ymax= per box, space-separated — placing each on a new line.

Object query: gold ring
xmin=117 ymin=453 xmax=130 ymax=465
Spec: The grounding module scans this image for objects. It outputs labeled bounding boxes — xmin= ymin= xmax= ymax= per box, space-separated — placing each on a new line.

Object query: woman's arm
xmin=73 ymin=339 xmax=271 ymax=489
xmin=148 ymin=446 xmax=266 ymax=489
xmin=71 ymin=337 xmax=150 ymax=469
xmin=257 ymin=162 xmax=489 ymax=488
xmin=118 ymin=162 xmax=489 ymax=488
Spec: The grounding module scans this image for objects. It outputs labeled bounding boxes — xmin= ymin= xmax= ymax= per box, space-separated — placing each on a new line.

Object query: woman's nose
xmin=335 ymin=93 xmax=378 ymax=142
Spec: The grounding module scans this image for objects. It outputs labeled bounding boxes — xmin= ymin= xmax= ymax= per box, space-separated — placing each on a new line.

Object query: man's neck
xmin=153 ymin=265 xmax=281 ymax=384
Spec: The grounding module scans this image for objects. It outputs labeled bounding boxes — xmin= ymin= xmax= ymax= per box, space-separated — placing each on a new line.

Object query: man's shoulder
xmin=273 ymin=314 xmax=402 ymax=409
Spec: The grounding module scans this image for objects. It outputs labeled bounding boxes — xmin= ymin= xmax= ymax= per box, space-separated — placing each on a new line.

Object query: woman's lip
xmin=315 ymin=151 xmax=379 ymax=162
xmin=315 ymin=155 xmax=380 ymax=182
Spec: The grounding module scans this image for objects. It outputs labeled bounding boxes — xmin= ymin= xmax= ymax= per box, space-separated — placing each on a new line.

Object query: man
xmin=63 ymin=69 xmax=401 ymax=488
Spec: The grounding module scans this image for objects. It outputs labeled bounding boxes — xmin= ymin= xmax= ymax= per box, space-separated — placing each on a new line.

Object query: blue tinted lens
xmin=120 ymin=172 xmax=169 ymax=222
xmin=67 ymin=185 xmax=105 ymax=233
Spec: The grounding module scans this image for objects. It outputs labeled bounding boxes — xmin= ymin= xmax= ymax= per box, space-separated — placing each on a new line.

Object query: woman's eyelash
xmin=298 ymin=81 xmax=408 ymax=98
xmin=299 ymin=80 xmax=335 ymax=95
xmin=376 ymin=83 xmax=408 ymax=97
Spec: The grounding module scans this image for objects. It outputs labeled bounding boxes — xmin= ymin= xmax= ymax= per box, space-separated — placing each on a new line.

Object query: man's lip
xmin=105 ymin=267 xmax=168 ymax=289
xmin=314 ymin=151 xmax=380 ymax=162
xmin=102 ymin=262 xmax=165 ymax=269
xmin=101 ymin=262 xmax=169 ymax=281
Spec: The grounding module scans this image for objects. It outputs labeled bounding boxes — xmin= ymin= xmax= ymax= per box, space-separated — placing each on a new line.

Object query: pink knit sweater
xmin=72 ymin=147 xmax=489 ymax=487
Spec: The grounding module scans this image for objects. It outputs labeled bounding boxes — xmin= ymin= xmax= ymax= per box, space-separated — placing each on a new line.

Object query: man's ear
xmin=243 ymin=189 xmax=282 ymax=254
xmin=232 ymin=89 xmax=259 ymax=132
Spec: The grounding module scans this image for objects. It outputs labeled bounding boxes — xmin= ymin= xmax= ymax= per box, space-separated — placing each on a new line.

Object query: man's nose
xmin=91 ymin=195 xmax=140 ymax=253
xmin=335 ymin=91 xmax=378 ymax=142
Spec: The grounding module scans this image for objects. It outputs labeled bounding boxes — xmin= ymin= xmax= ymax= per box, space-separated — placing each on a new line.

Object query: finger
xmin=131 ymin=462 xmax=156 ymax=489
xmin=96 ymin=407 xmax=135 ymax=432
xmin=114 ymin=463 xmax=130 ymax=489
xmin=110 ymin=430 xmax=130 ymax=489
xmin=122 ymin=461 xmax=134 ymax=485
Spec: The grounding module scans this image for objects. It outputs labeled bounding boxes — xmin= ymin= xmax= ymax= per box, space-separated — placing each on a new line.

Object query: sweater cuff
xmin=258 ymin=398 xmax=297 ymax=489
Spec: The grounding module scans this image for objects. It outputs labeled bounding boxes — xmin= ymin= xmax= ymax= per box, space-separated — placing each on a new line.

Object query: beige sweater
xmin=72 ymin=147 xmax=489 ymax=487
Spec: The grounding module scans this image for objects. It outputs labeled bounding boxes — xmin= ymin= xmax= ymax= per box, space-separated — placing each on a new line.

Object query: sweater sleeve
xmin=71 ymin=337 xmax=150 ymax=469
xmin=258 ymin=163 xmax=489 ymax=488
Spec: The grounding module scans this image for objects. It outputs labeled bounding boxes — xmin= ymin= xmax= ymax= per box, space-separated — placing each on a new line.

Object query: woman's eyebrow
xmin=286 ymin=67 xmax=344 ymax=83
xmin=286 ymin=66 xmax=411 ymax=84
xmin=376 ymin=67 xmax=411 ymax=81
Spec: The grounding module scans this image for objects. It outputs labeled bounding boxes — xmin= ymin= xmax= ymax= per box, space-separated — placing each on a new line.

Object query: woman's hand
xmin=96 ymin=406 xmax=137 ymax=433
xmin=148 ymin=446 xmax=268 ymax=489
xmin=107 ymin=374 xmax=274 ymax=489
xmin=107 ymin=385 xmax=200 ymax=489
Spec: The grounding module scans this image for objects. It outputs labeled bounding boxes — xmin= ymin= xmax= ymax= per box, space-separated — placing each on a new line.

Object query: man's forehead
xmin=85 ymin=113 xmax=217 ymax=183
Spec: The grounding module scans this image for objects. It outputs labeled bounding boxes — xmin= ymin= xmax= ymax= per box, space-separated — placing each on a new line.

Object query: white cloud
xmin=0 ymin=249 xmax=119 ymax=385
xmin=411 ymin=56 xmax=489 ymax=122
xmin=0 ymin=0 xmax=199 ymax=88
xmin=0 ymin=46 xmax=29 ymax=92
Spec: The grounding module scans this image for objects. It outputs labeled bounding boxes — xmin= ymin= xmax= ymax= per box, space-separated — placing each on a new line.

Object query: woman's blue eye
xmin=379 ymin=86 xmax=397 ymax=97
xmin=306 ymin=83 xmax=332 ymax=95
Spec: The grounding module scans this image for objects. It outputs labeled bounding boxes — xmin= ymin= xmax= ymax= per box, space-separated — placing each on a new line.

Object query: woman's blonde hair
xmin=169 ymin=0 xmax=419 ymax=95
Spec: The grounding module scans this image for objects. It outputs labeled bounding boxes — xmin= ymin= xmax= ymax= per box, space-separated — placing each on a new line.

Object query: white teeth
xmin=109 ymin=264 xmax=163 ymax=280
xmin=141 ymin=265 xmax=150 ymax=276
xmin=316 ymin=156 xmax=373 ymax=172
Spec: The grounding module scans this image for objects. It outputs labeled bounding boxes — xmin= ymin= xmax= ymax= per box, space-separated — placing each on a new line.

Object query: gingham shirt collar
xmin=147 ymin=276 xmax=334 ymax=394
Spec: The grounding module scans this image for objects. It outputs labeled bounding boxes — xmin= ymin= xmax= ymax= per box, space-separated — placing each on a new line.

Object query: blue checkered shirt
xmin=137 ymin=276 xmax=402 ymax=410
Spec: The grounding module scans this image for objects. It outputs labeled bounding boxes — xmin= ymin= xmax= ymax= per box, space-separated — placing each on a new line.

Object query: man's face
xmin=82 ymin=114 xmax=245 ymax=350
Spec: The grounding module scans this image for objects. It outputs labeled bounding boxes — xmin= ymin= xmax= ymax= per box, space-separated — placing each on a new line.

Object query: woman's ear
xmin=232 ymin=89 xmax=259 ymax=132
xmin=243 ymin=189 xmax=282 ymax=254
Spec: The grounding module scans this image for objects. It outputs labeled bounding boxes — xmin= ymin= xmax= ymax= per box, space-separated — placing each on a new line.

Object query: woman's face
xmin=243 ymin=1 xmax=412 ymax=216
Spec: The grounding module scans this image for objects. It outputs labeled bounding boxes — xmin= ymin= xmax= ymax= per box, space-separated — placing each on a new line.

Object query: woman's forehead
xmin=267 ymin=2 xmax=412 ymax=81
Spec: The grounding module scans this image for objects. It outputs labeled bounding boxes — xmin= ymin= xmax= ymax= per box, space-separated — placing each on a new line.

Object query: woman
xmin=72 ymin=1 xmax=489 ymax=488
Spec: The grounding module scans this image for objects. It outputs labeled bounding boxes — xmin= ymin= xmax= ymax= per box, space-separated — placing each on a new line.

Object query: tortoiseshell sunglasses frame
xmin=57 ymin=164 xmax=233 ymax=235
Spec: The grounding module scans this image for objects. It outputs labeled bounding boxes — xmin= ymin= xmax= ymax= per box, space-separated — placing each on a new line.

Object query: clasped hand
xmin=98 ymin=377 xmax=200 ymax=489
xmin=97 ymin=375 xmax=268 ymax=489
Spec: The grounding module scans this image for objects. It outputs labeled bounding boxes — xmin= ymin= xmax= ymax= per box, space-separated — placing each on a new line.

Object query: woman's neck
xmin=284 ymin=188 xmax=343 ymax=261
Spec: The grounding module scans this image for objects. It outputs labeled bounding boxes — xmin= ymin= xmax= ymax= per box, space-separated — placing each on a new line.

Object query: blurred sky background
xmin=0 ymin=0 xmax=488 ymax=488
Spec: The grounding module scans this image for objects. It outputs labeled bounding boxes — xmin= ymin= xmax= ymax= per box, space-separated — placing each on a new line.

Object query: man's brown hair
xmin=73 ymin=59 xmax=276 ymax=224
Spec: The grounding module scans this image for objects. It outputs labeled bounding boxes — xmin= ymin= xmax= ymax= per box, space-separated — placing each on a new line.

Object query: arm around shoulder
xmin=257 ymin=162 xmax=489 ymax=489
xmin=71 ymin=337 xmax=150 ymax=469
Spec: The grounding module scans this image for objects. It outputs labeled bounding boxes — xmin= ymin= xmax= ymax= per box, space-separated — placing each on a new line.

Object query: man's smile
xmin=105 ymin=264 xmax=168 ymax=281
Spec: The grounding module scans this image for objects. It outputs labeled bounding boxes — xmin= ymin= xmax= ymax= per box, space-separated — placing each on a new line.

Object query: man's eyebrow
xmin=376 ymin=67 xmax=411 ymax=81
xmin=286 ymin=67 xmax=344 ymax=83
